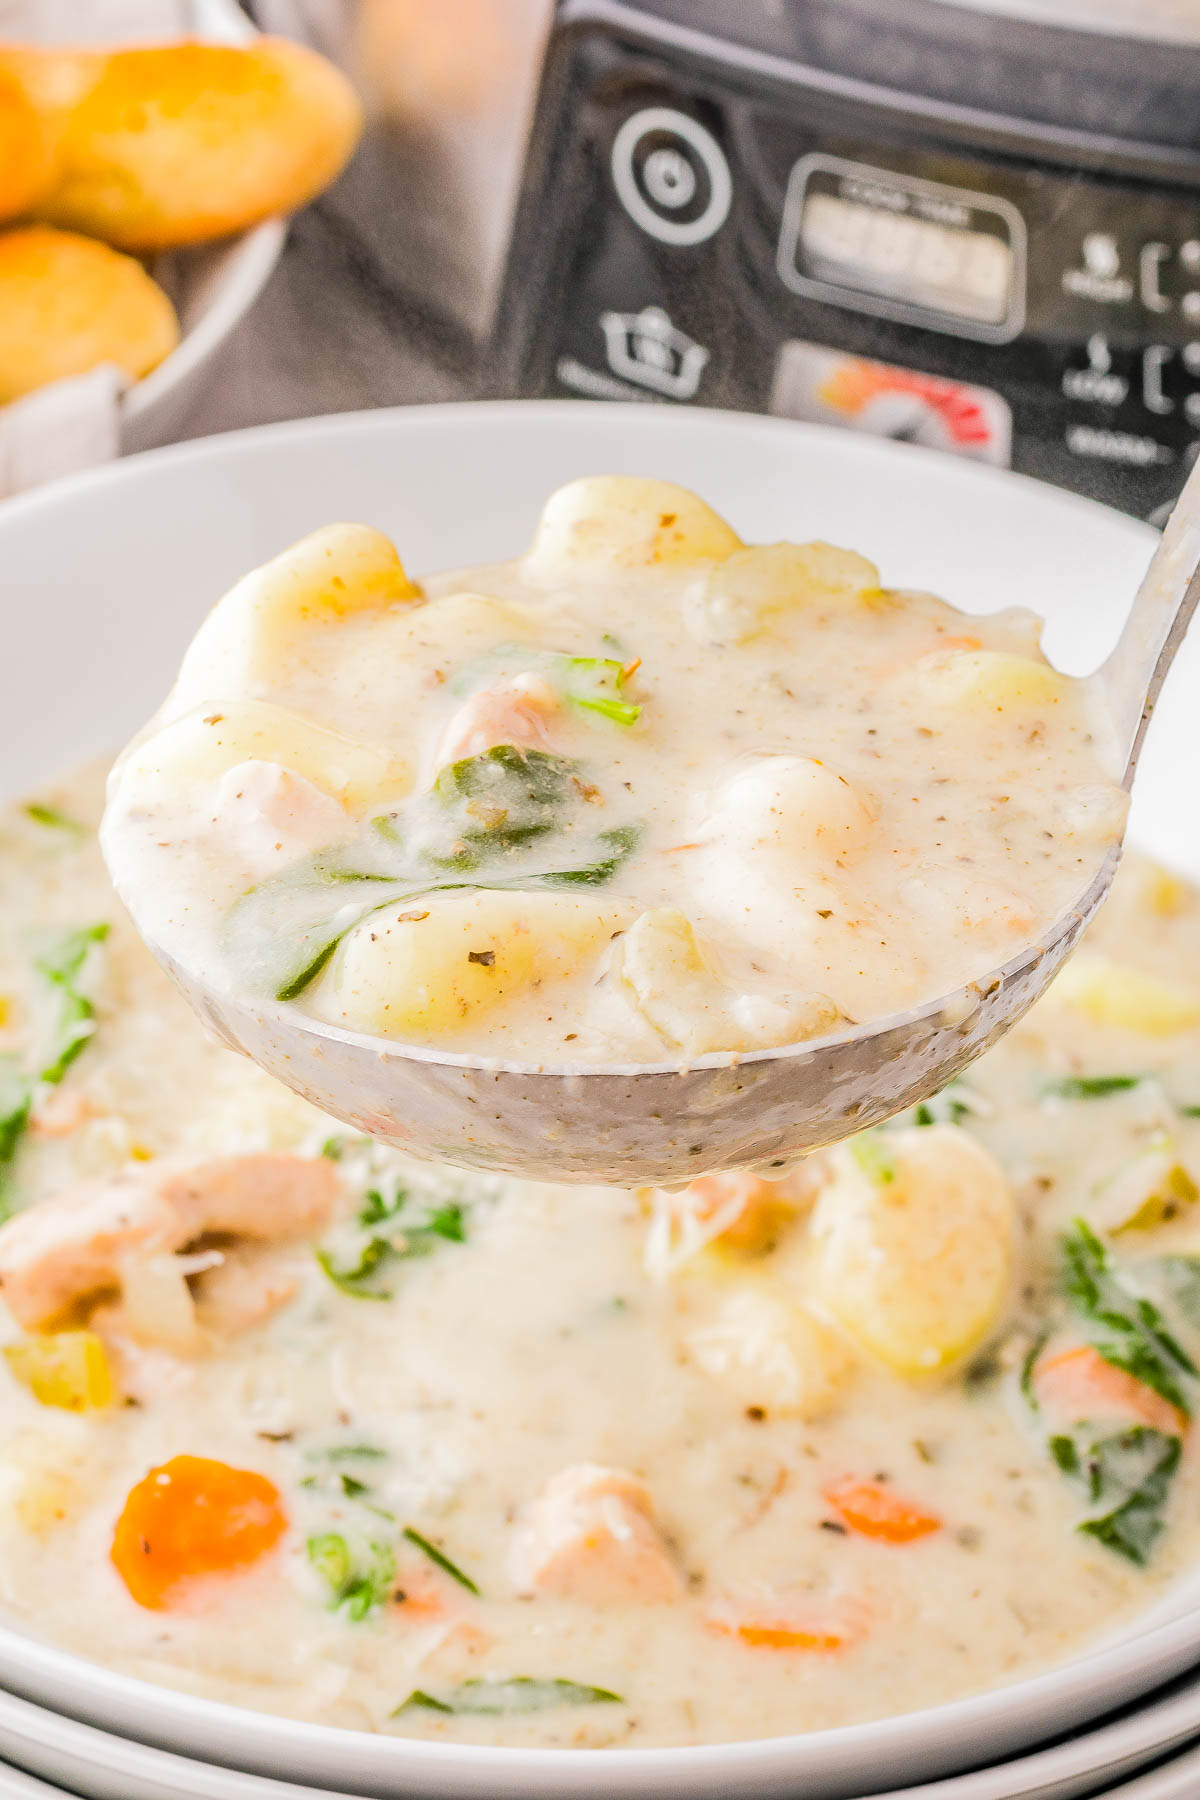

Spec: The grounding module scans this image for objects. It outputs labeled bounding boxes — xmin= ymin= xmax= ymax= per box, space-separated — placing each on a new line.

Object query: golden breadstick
xmin=0 ymin=63 xmax=56 ymax=222
xmin=0 ymin=225 xmax=179 ymax=403
xmin=0 ymin=37 xmax=363 ymax=252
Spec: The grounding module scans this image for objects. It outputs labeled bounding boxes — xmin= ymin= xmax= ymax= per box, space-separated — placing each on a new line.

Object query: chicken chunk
xmin=0 ymin=1153 xmax=339 ymax=1331
xmin=435 ymin=672 xmax=560 ymax=769
xmin=510 ymin=1463 xmax=681 ymax=1603
xmin=213 ymin=759 xmax=349 ymax=878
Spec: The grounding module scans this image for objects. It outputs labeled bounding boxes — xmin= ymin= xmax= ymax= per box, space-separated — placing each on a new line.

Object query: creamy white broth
xmin=101 ymin=477 xmax=1127 ymax=1064
xmin=6 ymin=766 xmax=1200 ymax=1744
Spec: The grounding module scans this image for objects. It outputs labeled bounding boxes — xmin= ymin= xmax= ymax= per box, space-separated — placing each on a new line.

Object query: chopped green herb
xmin=35 ymin=923 xmax=110 ymax=1085
xmin=307 ymin=1532 xmax=395 ymax=1621
xmin=0 ymin=923 xmax=109 ymax=1217
xmin=849 ymin=1131 xmax=897 ymax=1185
xmin=307 ymin=1444 xmax=387 ymax=1463
xmin=560 ymin=656 xmax=641 ymax=727
xmin=316 ymin=1238 xmax=394 ymax=1300
xmin=402 ymin=1526 xmax=480 ymax=1595
xmin=423 ymin=1203 xmax=466 ymax=1243
xmin=1062 ymin=1220 xmax=1195 ymax=1419
xmin=908 ymin=1078 xmax=984 ymax=1127
xmin=320 ymin=1136 xmax=345 ymax=1160
xmin=395 ymin=1689 xmax=454 ymax=1715
xmin=0 ymin=1059 xmax=33 ymax=1222
xmin=1041 ymin=1075 xmax=1144 ymax=1101
xmin=307 ymin=1532 xmax=352 ymax=1591
xmin=24 ymin=803 xmax=85 ymax=838
xmin=315 ymin=1183 xmax=470 ymax=1300
xmin=394 ymin=1677 xmax=623 ymax=1717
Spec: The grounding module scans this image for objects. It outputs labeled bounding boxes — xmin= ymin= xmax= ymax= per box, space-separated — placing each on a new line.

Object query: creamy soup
xmin=5 ymin=765 xmax=1200 ymax=1746
xmin=101 ymin=476 xmax=1126 ymax=1064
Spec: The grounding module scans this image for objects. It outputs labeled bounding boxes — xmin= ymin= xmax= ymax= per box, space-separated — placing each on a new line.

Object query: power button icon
xmin=610 ymin=107 xmax=733 ymax=247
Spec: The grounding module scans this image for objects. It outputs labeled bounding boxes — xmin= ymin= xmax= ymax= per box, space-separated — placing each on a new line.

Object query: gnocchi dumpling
xmin=706 ymin=756 xmax=877 ymax=866
xmin=1047 ymin=952 xmax=1200 ymax=1036
xmin=1090 ymin=1144 xmax=1198 ymax=1235
xmin=811 ymin=1124 xmax=1014 ymax=1378
xmin=0 ymin=1433 xmax=83 ymax=1538
xmin=906 ymin=647 xmax=1070 ymax=716
xmin=113 ymin=701 xmax=410 ymax=818
xmin=611 ymin=907 xmax=838 ymax=1057
xmin=313 ymin=889 xmax=633 ymax=1038
xmin=524 ymin=476 xmax=741 ymax=581
xmin=686 ymin=542 xmax=881 ymax=646
xmin=169 ymin=523 xmax=418 ymax=712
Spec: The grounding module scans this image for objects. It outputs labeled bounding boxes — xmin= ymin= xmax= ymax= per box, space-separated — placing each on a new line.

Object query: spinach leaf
xmin=1049 ymin=1425 xmax=1181 ymax=1566
xmin=1149 ymin=1255 xmax=1200 ymax=1328
xmin=307 ymin=1532 xmax=395 ymax=1621
xmin=1041 ymin=1075 xmax=1144 ymax=1101
xmin=402 ymin=1526 xmax=480 ymax=1595
xmin=1027 ymin=1231 xmax=1195 ymax=1564
xmin=1062 ymin=1220 xmax=1195 ymax=1419
xmin=230 ymin=817 xmax=639 ymax=1006
xmin=538 ymin=824 xmax=640 ymax=887
xmin=430 ymin=746 xmax=575 ymax=869
xmin=394 ymin=1677 xmax=624 ymax=1717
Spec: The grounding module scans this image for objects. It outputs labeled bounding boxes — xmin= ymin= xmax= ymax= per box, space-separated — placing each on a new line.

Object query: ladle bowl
xmin=110 ymin=420 xmax=1200 ymax=1184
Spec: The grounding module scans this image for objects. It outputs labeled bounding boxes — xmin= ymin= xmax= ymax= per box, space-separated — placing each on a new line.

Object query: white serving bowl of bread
xmin=0 ymin=0 xmax=361 ymax=463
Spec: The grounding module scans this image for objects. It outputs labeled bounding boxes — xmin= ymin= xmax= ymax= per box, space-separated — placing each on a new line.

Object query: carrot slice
xmin=706 ymin=1592 xmax=866 ymax=1653
xmin=111 ymin=1454 xmax=287 ymax=1610
xmin=1032 ymin=1344 xmax=1186 ymax=1437
xmin=733 ymin=1623 xmax=847 ymax=1651
xmin=824 ymin=1476 xmax=941 ymax=1544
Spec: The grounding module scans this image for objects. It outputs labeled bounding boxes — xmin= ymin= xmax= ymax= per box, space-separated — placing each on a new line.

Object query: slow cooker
xmin=492 ymin=0 xmax=1200 ymax=520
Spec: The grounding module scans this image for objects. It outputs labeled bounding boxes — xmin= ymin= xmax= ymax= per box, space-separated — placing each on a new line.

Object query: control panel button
xmin=610 ymin=107 xmax=732 ymax=247
xmin=1061 ymin=334 xmax=1128 ymax=406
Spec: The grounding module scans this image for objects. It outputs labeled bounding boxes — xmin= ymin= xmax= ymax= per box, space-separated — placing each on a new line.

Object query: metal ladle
xmin=137 ymin=465 xmax=1200 ymax=1187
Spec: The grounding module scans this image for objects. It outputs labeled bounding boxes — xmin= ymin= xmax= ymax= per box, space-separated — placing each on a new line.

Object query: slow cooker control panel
xmin=496 ymin=20 xmax=1200 ymax=519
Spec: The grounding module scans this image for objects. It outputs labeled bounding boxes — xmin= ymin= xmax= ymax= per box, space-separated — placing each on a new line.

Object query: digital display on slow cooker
xmin=777 ymin=154 xmax=1027 ymax=343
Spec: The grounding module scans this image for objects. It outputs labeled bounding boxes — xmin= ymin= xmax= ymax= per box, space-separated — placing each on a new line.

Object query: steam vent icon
xmin=600 ymin=305 xmax=709 ymax=399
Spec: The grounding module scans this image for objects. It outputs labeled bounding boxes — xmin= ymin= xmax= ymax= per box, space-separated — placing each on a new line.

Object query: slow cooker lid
xmin=926 ymin=0 xmax=1200 ymax=46
xmin=607 ymin=0 xmax=1200 ymax=157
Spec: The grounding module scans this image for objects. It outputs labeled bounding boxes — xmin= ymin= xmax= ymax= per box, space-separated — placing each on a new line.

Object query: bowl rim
xmin=120 ymin=219 xmax=287 ymax=427
xmin=3 ymin=1647 xmax=1200 ymax=1800
xmin=0 ymin=401 xmax=1182 ymax=1790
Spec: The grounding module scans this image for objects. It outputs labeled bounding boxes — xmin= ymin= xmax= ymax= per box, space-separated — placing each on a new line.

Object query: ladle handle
xmin=1100 ymin=453 xmax=1200 ymax=785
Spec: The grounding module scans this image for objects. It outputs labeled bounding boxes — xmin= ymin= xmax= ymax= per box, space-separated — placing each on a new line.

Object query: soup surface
xmin=101 ymin=476 xmax=1126 ymax=1063
xmin=4 ymin=765 xmax=1200 ymax=1745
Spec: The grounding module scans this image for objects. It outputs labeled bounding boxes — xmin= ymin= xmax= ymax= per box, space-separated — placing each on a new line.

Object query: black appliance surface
xmin=492 ymin=0 xmax=1200 ymax=518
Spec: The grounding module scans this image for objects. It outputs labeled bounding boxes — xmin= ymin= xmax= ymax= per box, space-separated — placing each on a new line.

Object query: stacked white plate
xmin=4 ymin=403 xmax=1200 ymax=1799
xmin=2 ymin=1667 xmax=1200 ymax=1800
